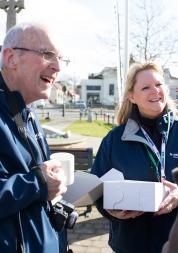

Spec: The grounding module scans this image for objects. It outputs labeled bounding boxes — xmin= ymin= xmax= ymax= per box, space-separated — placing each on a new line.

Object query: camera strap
xmin=1 ymin=78 xmax=46 ymax=167
xmin=4 ymin=92 xmax=38 ymax=165
xmin=27 ymin=110 xmax=48 ymax=161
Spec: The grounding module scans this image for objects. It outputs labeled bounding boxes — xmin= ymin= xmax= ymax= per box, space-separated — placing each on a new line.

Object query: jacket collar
xmin=0 ymin=72 xmax=28 ymax=120
xmin=121 ymin=110 xmax=175 ymax=145
xmin=121 ymin=118 xmax=148 ymax=144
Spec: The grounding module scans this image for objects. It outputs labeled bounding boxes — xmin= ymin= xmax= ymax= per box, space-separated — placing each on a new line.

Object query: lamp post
xmin=114 ymin=0 xmax=122 ymax=107
xmin=123 ymin=0 xmax=129 ymax=87
xmin=114 ymin=0 xmax=129 ymax=106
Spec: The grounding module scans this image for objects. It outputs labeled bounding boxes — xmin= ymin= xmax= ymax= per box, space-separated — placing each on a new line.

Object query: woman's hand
xmin=155 ymin=179 xmax=178 ymax=216
xmin=106 ymin=209 xmax=144 ymax=219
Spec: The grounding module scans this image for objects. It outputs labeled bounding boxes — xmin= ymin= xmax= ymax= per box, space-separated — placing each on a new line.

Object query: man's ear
xmin=127 ymin=91 xmax=135 ymax=104
xmin=2 ymin=48 xmax=19 ymax=68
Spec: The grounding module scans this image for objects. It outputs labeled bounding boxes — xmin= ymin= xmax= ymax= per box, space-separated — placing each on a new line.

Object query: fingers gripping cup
xmin=50 ymin=152 xmax=75 ymax=185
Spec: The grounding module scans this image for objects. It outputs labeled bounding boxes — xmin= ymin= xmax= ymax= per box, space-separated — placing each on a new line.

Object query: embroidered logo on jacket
xmin=170 ymin=153 xmax=178 ymax=159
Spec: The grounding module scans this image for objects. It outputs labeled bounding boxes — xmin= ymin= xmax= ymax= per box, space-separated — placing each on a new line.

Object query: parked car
xmin=71 ymin=100 xmax=86 ymax=109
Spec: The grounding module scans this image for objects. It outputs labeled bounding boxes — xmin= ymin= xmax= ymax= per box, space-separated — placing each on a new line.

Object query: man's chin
xmin=40 ymin=89 xmax=51 ymax=99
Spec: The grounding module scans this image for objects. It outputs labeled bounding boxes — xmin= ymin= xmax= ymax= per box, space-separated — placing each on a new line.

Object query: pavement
xmin=68 ymin=206 xmax=112 ymax=253
xmin=40 ymin=109 xmax=112 ymax=253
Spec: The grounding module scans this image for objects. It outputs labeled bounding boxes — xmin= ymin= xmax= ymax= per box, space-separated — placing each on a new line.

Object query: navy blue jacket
xmin=0 ymin=73 xmax=66 ymax=253
xmin=91 ymin=113 xmax=178 ymax=253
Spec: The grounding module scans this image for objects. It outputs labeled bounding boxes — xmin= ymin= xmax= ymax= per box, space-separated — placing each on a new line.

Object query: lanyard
xmin=141 ymin=112 xmax=171 ymax=180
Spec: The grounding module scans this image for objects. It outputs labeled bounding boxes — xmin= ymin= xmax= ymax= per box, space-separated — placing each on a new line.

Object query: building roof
xmin=88 ymin=66 xmax=117 ymax=79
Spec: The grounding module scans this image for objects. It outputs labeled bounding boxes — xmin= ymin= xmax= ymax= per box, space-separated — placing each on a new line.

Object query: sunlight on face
xmin=16 ymin=28 xmax=61 ymax=104
xmin=128 ymin=70 xmax=167 ymax=119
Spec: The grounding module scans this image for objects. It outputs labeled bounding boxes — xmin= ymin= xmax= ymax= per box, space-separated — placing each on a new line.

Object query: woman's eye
xmin=156 ymin=83 xmax=162 ymax=87
xmin=142 ymin=86 xmax=148 ymax=90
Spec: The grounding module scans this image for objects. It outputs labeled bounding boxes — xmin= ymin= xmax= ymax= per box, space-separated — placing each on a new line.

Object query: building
xmin=80 ymin=67 xmax=118 ymax=107
xmin=49 ymin=81 xmax=79 ymax=106
xmin=164 ymin=68 xmax=178 ymax=100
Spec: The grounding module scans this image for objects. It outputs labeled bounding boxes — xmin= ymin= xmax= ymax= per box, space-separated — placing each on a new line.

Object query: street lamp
xmin=114 ymin=0 xmax=129 ymax=105
xmin=123 ymin=0 xmax=129 ymax=87
xmin=114 ymin=0 xmax=122 ymax=107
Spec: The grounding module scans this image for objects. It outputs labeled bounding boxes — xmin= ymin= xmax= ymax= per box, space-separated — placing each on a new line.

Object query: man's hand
xmin=40 ymin=160 xmax=67 ymax=201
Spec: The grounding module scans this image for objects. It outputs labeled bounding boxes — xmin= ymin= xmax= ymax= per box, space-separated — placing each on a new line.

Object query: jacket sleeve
xmin=91 ymin=134 xmax=113 ymax=177
xmin=0 ymin=162 xmax=48 ymax=218
xmin=91 ymin=132 xmax=121 ymax=222
xmin=0 ymin=117 xmax=48 ymax=218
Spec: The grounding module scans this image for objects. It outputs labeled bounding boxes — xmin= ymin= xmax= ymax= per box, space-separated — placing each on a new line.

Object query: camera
xmin=49 ymin=199 xmax=78 ymax=232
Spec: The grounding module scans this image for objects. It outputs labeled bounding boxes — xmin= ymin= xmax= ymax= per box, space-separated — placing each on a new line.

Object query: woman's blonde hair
xmin=116 ymin=62 xmax=176 ymax=125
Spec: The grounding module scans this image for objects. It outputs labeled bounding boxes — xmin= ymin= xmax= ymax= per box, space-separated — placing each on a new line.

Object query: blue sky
xmin=0 ymin=0 xmax=178 ymax=79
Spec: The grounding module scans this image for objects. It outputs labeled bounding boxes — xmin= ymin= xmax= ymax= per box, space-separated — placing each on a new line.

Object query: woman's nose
xmin=151 ymin=85 xmax=159 ymax=93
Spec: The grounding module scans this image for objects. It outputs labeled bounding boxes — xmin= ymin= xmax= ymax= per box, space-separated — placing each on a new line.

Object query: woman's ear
xmin=2 ymin=48 xmax=19 ymax=68
xmin=127 ymin=91 xmax=135 ymax=104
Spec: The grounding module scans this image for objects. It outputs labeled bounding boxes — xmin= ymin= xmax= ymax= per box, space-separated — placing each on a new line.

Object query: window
xmin=86 ymin=85 xmax=101 ymax=91
xmin=109 ymin=84 xmax=114 ymax=96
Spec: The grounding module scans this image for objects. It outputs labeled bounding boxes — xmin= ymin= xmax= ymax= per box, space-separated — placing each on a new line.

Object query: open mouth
xmin=41 ymin=75 xmax=54 ymax=84
xmin=149 ymin=98 xmax=161 ymax=102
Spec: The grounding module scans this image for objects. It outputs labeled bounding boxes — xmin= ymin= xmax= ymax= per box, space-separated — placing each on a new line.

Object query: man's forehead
xmin=22 ymin=28 xmax=60 ymax=53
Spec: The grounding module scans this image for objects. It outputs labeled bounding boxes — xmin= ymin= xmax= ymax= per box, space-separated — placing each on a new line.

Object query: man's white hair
xmin=0 ymin=22 xmax=47 ymax=69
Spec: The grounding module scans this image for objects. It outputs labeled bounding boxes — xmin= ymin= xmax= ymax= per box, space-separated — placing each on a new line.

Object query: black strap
xmin=6 ymin=91 xmax=38 ymax=165
xmin=1 ymin=80 xmax=39 ymax=165
xmin=27 ymin=110 xmax=47 ymax=161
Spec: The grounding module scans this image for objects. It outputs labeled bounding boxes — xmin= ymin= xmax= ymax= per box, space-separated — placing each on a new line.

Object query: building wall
xmin=164 ymin=68 xmax=178 ymax=100
xmin=102 ymin=68 xmax=117 ymax=106
xmin=80 ymin=67 xmax=118 ymax=106
xmin=80 ymin=79 xmax=103 ymax=105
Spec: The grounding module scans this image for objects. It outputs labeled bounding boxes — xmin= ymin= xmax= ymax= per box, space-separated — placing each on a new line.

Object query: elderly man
xmin=0 ymin=23 xmax=68 ymax=253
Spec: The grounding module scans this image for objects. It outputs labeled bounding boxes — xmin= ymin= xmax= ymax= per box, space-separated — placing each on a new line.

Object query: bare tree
xmin=96 ymin=0 xmax=178 ymax=94
xmin=131 ymin=0 xmax=178 ymax=66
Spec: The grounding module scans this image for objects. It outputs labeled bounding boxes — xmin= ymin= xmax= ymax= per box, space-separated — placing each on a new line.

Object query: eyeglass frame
xmin=12 ymin=47 xmax=66 ymax=64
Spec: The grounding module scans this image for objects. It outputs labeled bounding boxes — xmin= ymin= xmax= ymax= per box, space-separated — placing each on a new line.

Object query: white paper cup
xmin=50 ymin=152 xmax=74 ymax=185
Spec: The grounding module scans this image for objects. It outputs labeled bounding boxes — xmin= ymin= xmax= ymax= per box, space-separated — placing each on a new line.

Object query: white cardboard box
xmin=104 ymin=180 xmax=168 ymax=212
xmin=63 ymin=169 xmax=168 ymax=212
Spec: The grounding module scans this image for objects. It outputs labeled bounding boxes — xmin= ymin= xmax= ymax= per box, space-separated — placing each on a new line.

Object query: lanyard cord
xmin=141 ymin=111 xmax=171 ymax=181
xmin=144 ymin=144 xmax=160 ymax=181
xmin=166 ymin=110 xmax=171 ymax=140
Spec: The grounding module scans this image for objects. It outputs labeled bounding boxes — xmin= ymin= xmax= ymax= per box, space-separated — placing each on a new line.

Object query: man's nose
xmin=50 ymin=60 xmax=60 ymax=72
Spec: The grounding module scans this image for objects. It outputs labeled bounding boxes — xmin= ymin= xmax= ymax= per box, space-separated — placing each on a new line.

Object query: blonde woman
xmin=91 ymin=62 xmax=178 ymax=253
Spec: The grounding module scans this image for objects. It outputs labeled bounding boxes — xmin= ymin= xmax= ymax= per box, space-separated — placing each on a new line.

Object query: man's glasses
xmin=12 ymin=47 xmax=69 ymax=65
